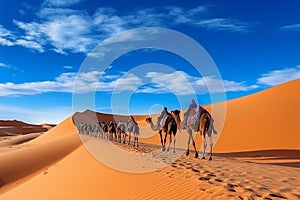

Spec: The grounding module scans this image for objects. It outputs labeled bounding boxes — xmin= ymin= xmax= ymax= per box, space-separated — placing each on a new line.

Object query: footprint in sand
xmin=171 ymin=164 xmax=177 ymax=168
xmin=224 ymin=183 xmax=240 ymax=192
xmin=268 ymin=192 xmax=287 ymax=199
xmin=191 ymin=167 xmax=200 ymax=173
xmin=214 ymin=178 xmax=223 ymax=183
xmin=199 ymin=176 xmax=210 ymax=181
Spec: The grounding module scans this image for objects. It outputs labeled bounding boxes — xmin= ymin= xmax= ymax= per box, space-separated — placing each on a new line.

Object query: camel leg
xmin=202 ymin=136 xmax=207 ymax=159
xmin=163 ymin=131 xmax=168 ymax=151
xmin=128 ymin=133 xmax=131 ymax=145
xmin=159 ymin=130 xmax=165 ymax=151
xmin=135 ymin=135 xmax=139 ymax=147
xmin=186 ymin=128 xmax=198 ymax=157
xmin=167 ymin=131 xmax=172 ymax=152
xmin=209 ymin=136 xmax=213 ymax=160
xmin=123 ymin=133 xmax=126 ymax=144
xmin=193 ymin=137 xmax=199 ymax=158
xmin=173 ymin=136 xmax=176 ymax=153
xmin=186 ymin=129 xmax=191 ymax=156
xmin=188 ymin=129 xmax=198 ymax=158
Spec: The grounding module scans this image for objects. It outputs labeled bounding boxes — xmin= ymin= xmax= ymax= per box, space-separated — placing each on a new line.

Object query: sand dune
xmin=214 ymin=79 xmax=300 ymax=152
xmin=0 ymin=80 xmax=300 ymax=199
xmin=0 ymin=120 xmax=54 ymax=136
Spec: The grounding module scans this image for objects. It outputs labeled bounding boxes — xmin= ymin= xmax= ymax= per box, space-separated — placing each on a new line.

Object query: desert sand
xmin=0 ymin=120 xmax=54 ymax=136
xmin=0 ymin=80 xmax=300 ymax=200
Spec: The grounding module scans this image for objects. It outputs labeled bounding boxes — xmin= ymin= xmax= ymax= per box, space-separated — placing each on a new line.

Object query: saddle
xmin=160 ymin=114 xmax=173 ymax=128
xmin=187 ymin=106 xmax=208 ymax=131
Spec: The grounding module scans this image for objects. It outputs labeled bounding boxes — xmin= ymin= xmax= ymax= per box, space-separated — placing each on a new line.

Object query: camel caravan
xmin=77 ymin=99 xmax=217 ymax=160
xmin=78 ymin=115 xmax=140 ymax=147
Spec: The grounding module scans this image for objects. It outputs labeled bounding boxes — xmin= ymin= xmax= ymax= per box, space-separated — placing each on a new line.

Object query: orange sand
xmin=0 ymin=80 xmax=300 ymax=199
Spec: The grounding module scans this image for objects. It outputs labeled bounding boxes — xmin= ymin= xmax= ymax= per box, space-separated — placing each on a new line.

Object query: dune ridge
xmin=0 ymin=120 xmax=54 ymax=136
xmin=213 ymin=79 xmax=300 ymax=152
xmin=0 ymin=117 xmax=81 ymax=194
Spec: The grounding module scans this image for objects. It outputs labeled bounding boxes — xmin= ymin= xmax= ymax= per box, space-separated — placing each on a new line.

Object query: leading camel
xmin=145 ymin=110 xmax=180 ymax=153
xmin=183 ymin=109 xmax=217 ymax=160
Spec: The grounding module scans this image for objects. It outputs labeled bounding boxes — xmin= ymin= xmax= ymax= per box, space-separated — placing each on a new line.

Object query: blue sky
xmin=0 ymin=0 xmax=300 ymax=124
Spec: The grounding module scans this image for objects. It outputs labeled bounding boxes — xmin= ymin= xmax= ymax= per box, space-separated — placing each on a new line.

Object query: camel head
xmin=171 ymin=109 xmax=182 ymax=128
xmin=145 ymin=117 xmax=152 ymax=124
xmin=171 ymin=110 xmax=181 ymax=120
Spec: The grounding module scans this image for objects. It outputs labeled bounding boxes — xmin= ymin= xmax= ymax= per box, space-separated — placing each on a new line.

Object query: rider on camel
xmin=157 ymin=107 xmax=169 ymax=128
xmin=182 ymin=99 xmax=197 ymax=128
xmin=109 ymin=121 xmax=115 ymax=128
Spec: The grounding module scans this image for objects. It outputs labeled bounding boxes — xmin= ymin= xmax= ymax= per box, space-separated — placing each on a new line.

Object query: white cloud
xmin=0 ymin=62 xmax=16 ymax=69
xmin=0 ymin=25 xmax=15 ymax=46
xmin=0 ymin=69 xmax=259 ymax=97
xmin=196 ymin=18 xmax=249 ymax=32
xmin=15 ymin=38 xmax=45 ymax=52
xmin=0 ymin=71 xmax=142 ymax=96
xmin=144 ymin=71 xmax=195 ymax=95
xmin=43 ymin=0 xmax=82 ymax=7
xmin=93 ymin=8 xmax=126 ymax=34
xmin=141 ymin=71 xmax=257 ymax=95
xmin=257 ymin=65 xmax=300 ymax=86
xmin=281 ymin=23 xmax=300 ymax=31
xmin=63 ymin=65 xmax=73 ymax=69
xmin=0 ymin=5 xmax=250 ymax=54
xmin=0 ymin=62 xmax=9 ymax=68
xmin=13 ymin=11 xmax=96 ymax=54
xmin=113 ymin=74 xmax=143 ymax=92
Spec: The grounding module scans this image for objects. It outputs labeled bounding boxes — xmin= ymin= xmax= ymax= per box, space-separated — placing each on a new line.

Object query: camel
xmin=126 ymin=121 xmax=139 ymax=147
xmin=183 ymin=108 xmax=217 ymax=160
xmin=117 ymin=122 xmax=126 ymax=143
xmin=145 ymin=110 xmax=180 ymax=153
xmin=108 ymin=122 xmax=117 ymax=141
xmin=101 ymin=122 xmax=108 ymax=140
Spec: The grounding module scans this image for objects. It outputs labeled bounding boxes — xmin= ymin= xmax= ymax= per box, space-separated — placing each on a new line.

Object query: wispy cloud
xmin=0 ymin=4 xmax=250 ymax=54
xmin=280 ymin=23 xmax=300 ymax=31
xmin=257 ymin=65 xmax=300 ymax=86
xmin=0 ymin=62 xmax=10 ymax=68
xmin=0 ymin=70 xmax=258 ymax=97
xmin=196 ymin=18 xmax=249 ymax=32
xmin=0 ymin=25 xmax=15 ymax=46
xmin=0 ymin=62 xmax=16 ymax=69
xmin=63 ymin=65 xmax=73 ymax=69
xmin=0 ymin=71 xmax=141 ymax=96
xmin=142 ymin=71 xmax=257 ymax=95
xmin=43 ymin=0 xmax=82 ymax=7
xmin=13 ymin=11 xmax=96 ymax=54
